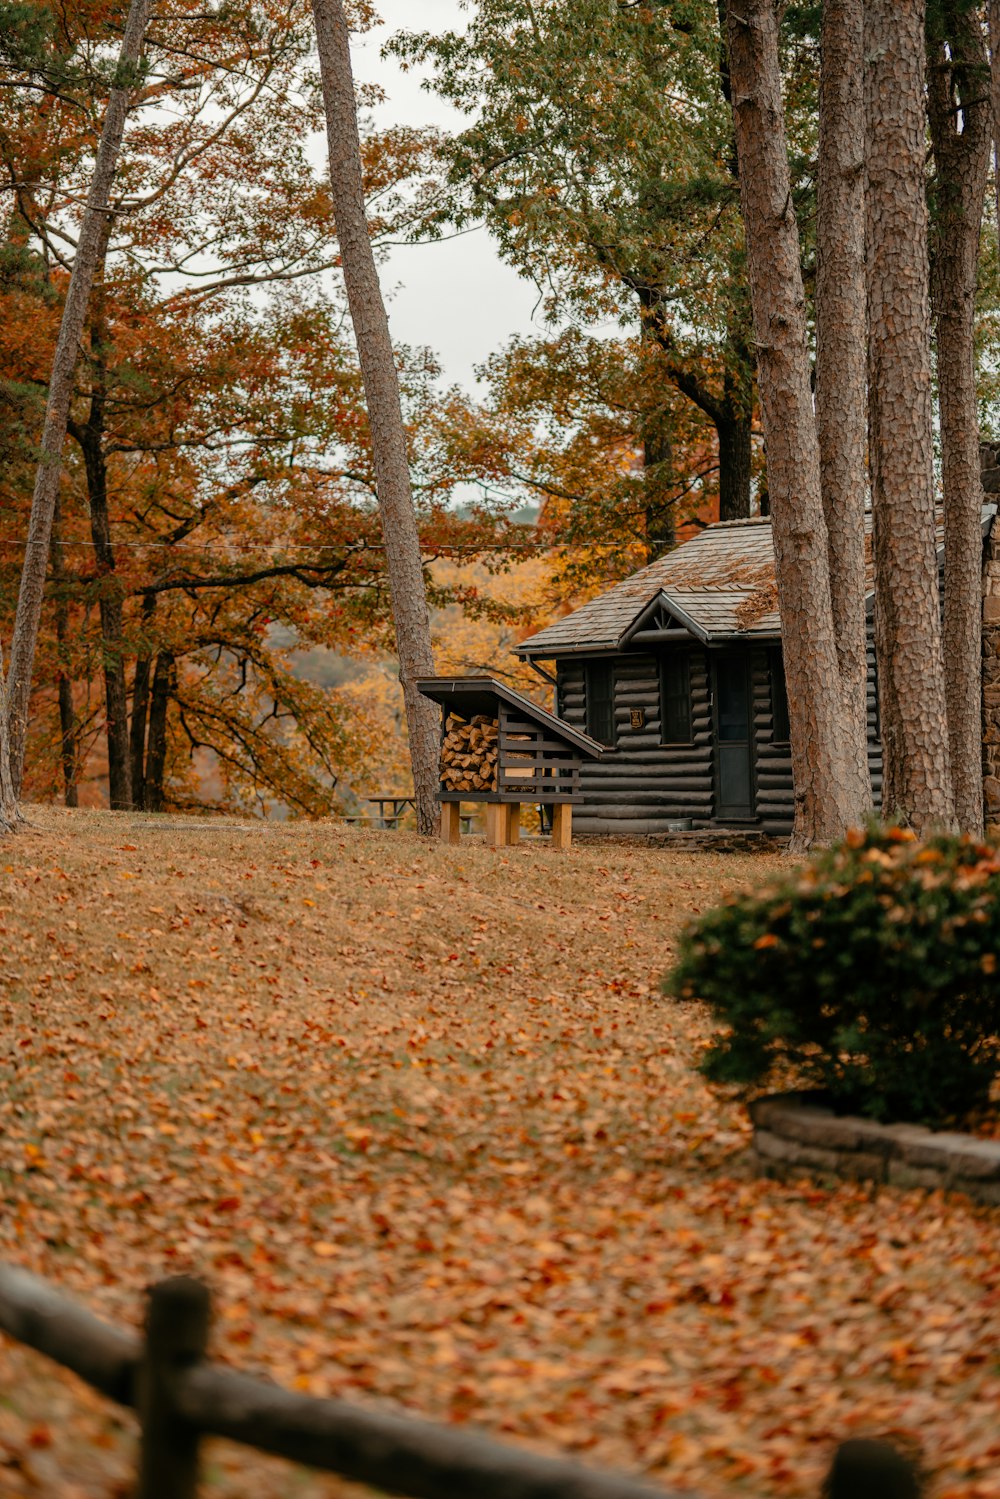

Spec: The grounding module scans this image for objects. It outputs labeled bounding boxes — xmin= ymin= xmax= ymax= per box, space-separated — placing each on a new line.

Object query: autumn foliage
xmin=667 ymin=824 xmax=1000 ymax=1126
xmin=3 ymin=812 xmax=1000 ymax=1497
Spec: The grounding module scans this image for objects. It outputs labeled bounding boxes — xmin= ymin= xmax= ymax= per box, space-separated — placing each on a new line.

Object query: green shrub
xmin=664 ymin=824 xmax=1000 ymax=1126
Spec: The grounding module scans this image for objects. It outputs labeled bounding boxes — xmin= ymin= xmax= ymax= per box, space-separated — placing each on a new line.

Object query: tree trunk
xmin=927 ymin=0 xmax=991 ymax=837
xmin=717 ymin=0 xmax=754 ymax=527
xmin=0 ymin=641 xmax=17 ymax=831
xmin=726 ymin=0 xmax=856 ymax=851
xmin=815 ymin=0 xmax=872 ymax=821
xmin=77 ymin=310 xmax=133 ymax=810
xmin=130 ymin=654 xmax=151 ymax=808
xmin=145 ymin=652 xmax=174 ymax=813
xmin=311 ymin=0 xmax=439 ymax=835
xmin=643 ymin=426 xmax=675 ymax=559
xmin=990 ymin=1 xmax=1000 ymax=254
xmin=866 ymin=0 xmax=955 ymax=834
xmin=716 ymin=407 xmax=752 ymax=522
xmin=4 ymin=0 xmax=152 ymax=799
xmin=130 ymin=594 xmax=156 ymax=810
xmin=51 ymin=502 xmax=79 ymax=808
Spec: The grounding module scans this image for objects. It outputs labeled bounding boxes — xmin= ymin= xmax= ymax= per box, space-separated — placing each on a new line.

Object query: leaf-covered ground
xmin=1 ymin=807 xmax=998 ymax=1498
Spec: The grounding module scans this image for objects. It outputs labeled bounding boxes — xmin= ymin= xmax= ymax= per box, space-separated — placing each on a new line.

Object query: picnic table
xmin=366 ymin=796 xmax=415 ymax=829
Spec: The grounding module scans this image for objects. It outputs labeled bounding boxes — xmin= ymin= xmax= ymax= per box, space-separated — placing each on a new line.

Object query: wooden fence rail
xmin=0 ymin=1263 xmax=921 ymax=1499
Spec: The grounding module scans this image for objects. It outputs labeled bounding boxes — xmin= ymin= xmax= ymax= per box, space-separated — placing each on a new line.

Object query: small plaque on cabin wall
xmin=630 ymin=708 xmax=645 ymax=729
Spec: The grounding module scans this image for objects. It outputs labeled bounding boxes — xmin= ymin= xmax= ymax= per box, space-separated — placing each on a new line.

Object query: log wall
xmin=557 ymin=652 xmax=716 ymax=835
xmin=750 ymin=647 xmax=792 ymax=837
xmin=555 ymin=636 xmax=886 ymax=840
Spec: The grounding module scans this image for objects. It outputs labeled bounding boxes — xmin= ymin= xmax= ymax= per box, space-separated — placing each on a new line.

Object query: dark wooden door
xmin=713 ymin=653 xmax=753 ymax=819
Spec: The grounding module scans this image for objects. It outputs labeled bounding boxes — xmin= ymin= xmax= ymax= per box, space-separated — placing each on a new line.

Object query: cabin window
xmin=585 ymin=661 xmax=616 ymax=746
xmin=660 ymin=652 xmax=693 ymax=744
xmin=770 ymin=647 xmax=791 ymax=743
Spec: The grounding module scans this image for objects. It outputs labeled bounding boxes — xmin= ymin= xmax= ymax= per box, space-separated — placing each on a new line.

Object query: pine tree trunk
xmin=717 ymin=1 xmax=754 ymax=528
xmin=866 ymin=0 xmax=955 ymax=834
xmin=311 ymin=0 xmax=439 ymax=836
xmin=927 ymin=1 xmax=991 ymax=837
xmin=990 ymin=1 xmax=1000 ymax=253
xmin=4 ymin=0 xmax=152 ymax=799
xmin=0 ymin=641 xmax=18 ymax=832
xmin=815 ymin=0 xmax=872 ymax=824
xmin=726 ymin=0 xmax=855 ymax=851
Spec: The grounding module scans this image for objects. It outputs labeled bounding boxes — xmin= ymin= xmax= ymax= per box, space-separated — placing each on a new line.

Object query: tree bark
xmin=311 ymin=0 xmax=439 ymax=835
xmin=643 ymin=426 xmax=675 ymax=559
xmin=51 ymin=501 xmax=79 ymax=808
xmin=4 ymin=0 xmax=152 ymax=800
xmin=815 ymin=0 xmax=872 ymax=822
xmin=145 ymin=652 xmax=174 ymax=813
xmin=927 ymin=0 xmax=991 ymax=837
xmin=77 ymin=303 xmax=133 ymax=810
xmin=866 ymin=0 xmax=955 ymax=834
xmin=0 ymin=641 xmax=17 ymax=831
xmin=716 ymin=407 xmax=752 ymax=523
xmin=130 ymin=594 xmax=157 ymax=810
xmin=727 ymin=0 xmax=855 ymax=851
xmin=716 ymin=0 xmax=754 ymax=527
xmin=990 ymin=1 xmax=1000 ymax=254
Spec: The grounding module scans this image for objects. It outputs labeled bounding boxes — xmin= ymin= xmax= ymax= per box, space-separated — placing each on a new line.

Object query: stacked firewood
xmin=439 ymin=714 xmax=499 ymax=793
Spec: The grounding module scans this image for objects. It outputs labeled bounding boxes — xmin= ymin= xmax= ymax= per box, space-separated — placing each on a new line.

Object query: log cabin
xmin=515 ymin=508 xmax=999 ymax=840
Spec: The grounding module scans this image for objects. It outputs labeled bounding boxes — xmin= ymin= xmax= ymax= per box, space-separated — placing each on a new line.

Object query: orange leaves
xmin=1 ymin=812 xmax=999 ymax=1498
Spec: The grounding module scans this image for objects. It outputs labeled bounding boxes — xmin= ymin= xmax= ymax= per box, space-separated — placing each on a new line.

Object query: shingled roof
xmin=516 ymin=509 xmax=996 ymax=657
xmin=517 ymin=518 xmax=780 ymax=656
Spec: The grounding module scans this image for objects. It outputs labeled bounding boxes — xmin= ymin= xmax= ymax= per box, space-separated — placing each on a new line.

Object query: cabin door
xmin=713 ymin=653 xmax=754 ymax=820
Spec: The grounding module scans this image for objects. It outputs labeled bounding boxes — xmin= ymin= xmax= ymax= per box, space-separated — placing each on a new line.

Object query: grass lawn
xmin=0 ymin=806 xmax=998 ymax=1498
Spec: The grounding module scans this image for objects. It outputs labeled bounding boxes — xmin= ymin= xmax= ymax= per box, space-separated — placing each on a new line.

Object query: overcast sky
xmin=348 ymin=0 xmax=543 ymax=394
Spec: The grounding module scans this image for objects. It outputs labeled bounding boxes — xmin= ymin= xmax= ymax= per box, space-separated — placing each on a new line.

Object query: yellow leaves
xmin=311 ymin=1242 xmax=340 ymax=1259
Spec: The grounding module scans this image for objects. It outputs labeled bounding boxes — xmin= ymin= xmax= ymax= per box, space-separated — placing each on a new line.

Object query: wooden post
xmin=550 ymin=802 xmax=572 ymax=851
xmin=505 ymin=803 xmax=521 ymax=845
xmin=440 ymin=801 xmax=461 ymax=845
xmin=485 ymin=802 xmax=506 ymax=847
xmin=137 ymin=1276 xmax=210 ymax=1499
xmin=824 ymin=1440 xmax=922 ymax=1499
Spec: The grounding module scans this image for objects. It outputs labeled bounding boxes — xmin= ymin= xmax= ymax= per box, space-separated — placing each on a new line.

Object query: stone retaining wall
xmin=750 ymin=1093 xmax=1000 ymax=1205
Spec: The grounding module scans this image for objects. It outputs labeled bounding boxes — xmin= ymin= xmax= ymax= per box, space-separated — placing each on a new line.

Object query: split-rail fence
xmin=0 ymin=1262 xmax=919 ymax=1499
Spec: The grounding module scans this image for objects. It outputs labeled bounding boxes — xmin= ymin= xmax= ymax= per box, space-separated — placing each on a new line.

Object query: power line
xmin=0 ymin=535 xmax=628 ymax=554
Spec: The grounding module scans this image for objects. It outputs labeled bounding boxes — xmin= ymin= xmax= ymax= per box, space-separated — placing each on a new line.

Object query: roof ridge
xmin=707 ymin=516 xmax=771 ymax=529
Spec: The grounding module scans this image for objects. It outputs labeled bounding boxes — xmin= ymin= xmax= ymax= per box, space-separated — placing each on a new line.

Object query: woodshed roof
xmin=516 ymin=508 xmax=997 ymax=657
xmin=416 ymin=677 xmax=604 ymax=757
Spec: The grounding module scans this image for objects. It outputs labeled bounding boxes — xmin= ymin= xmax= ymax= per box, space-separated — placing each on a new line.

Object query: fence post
xmin=824 ymin=1439 xmax=922 ymax=1499
xmin=137 ymin=1276 xmax=211 ymax=1499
